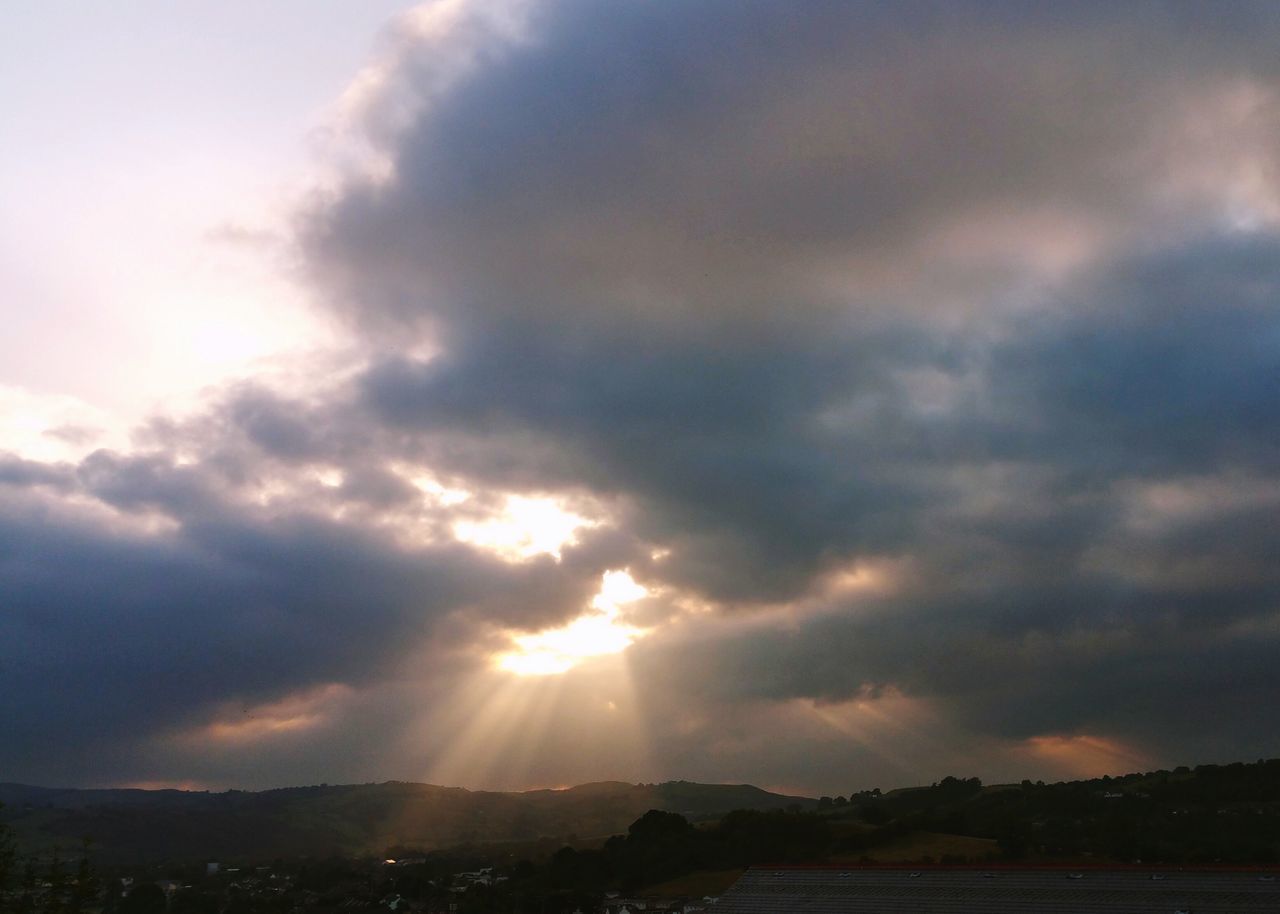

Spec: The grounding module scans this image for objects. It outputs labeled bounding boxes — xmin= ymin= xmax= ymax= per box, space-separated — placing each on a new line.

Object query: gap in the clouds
xmin=389 ymin=466 xmax=610 ymax=560
xmin=496 ymin=570 xmax=650 ymax=675
xmin=453 ymin=492 xmax=598 ymax=561
xmin=0 ymin=384 xmax=128 ymax=462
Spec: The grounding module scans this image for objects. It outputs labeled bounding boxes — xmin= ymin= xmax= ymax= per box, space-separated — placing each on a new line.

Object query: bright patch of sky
xmin=497 ymin=571 xmax=650 ymax=676
xmin=454 ymin=494 xmax=598 ymax=562
xmin=0 ymin=1 xmax=413 ymax=431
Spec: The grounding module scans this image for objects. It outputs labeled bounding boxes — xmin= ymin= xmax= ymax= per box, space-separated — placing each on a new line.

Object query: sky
xmin=2 ymin=0 xmax=1279 ymax=796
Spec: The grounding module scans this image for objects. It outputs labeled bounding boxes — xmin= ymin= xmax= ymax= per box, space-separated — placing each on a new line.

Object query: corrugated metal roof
xmin=714 ymin=866 xmax=1280 ymax=913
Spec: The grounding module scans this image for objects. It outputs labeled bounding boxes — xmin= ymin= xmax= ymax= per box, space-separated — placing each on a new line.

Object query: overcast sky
xmin=3 ymin=0 xmax=1279 ymax=796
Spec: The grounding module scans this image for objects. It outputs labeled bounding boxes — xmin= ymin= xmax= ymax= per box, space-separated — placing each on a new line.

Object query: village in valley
xmin=4 ymin=760 xmax=1280 ymax=914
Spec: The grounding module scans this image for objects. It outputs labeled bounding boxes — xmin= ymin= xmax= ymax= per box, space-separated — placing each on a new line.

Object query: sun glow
xmin=497 ymin=570 xmax=649 ymax=675
xmin=405 ymin=653 xmax=655 ymax=792
xmin=0 ymin=384 xmax=125 ymax=462
xmin=454 ymin=494 xmax=596 ymax=561
xmin=180 ymin=684 xmax=353 ymax=746
xmin=1018 ymin=734 xmax=1152 ymax=779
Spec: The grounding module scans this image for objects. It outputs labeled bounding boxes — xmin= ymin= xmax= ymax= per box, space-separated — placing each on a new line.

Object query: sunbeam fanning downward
xmin=405 ymin=581 xmax=657 ymax=791
xmin=497 ymin=570 xmax=649 ymax=676
xmin=407 ymin=651 xmax=655 ymax=793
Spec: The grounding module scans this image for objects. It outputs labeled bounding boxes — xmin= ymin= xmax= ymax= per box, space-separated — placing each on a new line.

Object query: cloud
xmin=305 ymin=0 xmax=1280 ymax=334
xmin=295 ymin=0 xmax=1280 ymax=603
xmin=2 ymin=0 xmax=1279 ymax=791
xmin=0 ymin=441 xmax=627 ymax=785
xmin=296 ymin=0 xmax=1280 ymax=776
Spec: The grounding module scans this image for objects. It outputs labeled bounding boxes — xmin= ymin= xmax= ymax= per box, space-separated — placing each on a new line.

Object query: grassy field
xmin=643 ymin=831 xmax=1000 ymax=896
xmin=645 ymin=868 xmax=745 ymax=897
xmin=828 ymin=830 xmax=999 ymax=863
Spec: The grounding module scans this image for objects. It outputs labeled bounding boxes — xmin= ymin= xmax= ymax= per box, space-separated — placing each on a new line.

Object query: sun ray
xmin=407 ymin=657 xmax=654 ymax=792
xmin=804 ymin=692 xmax=944 ymax=783
xmin=495 ymin=569 xmax=650 ymax=676
xmin=1016 ymin=733 xmax=1152 ymax=779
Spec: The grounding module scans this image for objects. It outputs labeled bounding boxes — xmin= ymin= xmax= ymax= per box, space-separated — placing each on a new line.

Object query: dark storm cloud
xmin=307 ymin=0 xmax=1280 ymax=336
xmin=346 ymin=235 xmax=1280 ymax=604
xmin=0 ymin=446 xmax=618 ymax=784
xmin=293 ymin=0 xmax=1280 ymax=770
xmin=615 ymin=236 xmax=1280 ymax=765
xmin=300 ymin=0 xmax=1280 ymax=603
xmin=0 ymin=453 xmax=75 ymax=489
xmin=654 ymin=576 xmax=1280 ymax=768
xmin=993 ymin=237 xmax=1280 ymax=475
xmin=3 ymin=0 xmax=1280 ymax=788
xmin=356 ymin=326 xmax=927 ymax=601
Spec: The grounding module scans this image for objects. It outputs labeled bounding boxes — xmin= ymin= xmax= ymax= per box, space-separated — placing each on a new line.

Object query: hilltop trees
xmin=0 ymin=808 xmax=15 ymax=900
xmin=116 ymin=884 xmax=164 ymax=914
xmin=0 ymin=812 xmax=101 ymax=914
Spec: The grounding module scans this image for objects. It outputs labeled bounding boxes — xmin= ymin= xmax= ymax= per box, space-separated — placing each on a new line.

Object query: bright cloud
xmin=454 ymin=494 xmax=598 ymax=561
xmin=497 ymin=570 xmax=649 ymax=675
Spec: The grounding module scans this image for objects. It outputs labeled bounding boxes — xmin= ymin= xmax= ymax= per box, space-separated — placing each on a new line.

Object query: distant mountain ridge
xmin=0 ymin=779 xmax=815 ymax=863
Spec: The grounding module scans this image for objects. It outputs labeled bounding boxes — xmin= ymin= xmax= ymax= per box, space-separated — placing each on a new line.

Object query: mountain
xmin=0 ymin=779 xmax=814 ymax=863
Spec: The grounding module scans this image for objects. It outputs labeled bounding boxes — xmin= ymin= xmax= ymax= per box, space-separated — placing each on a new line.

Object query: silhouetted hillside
xmin=0 ymin=780 xmax=813 ymax=863
xmin=6 ymin=758 xmax=1278 ymax=870
xmin=821 ymin=760 xmax=1280 ymax=864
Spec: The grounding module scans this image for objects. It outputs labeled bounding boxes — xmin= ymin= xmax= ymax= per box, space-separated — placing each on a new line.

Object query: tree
xmin=41 ymin=847 xmax=66 ymax=914
xmin=118 ymin=884 xmax=166 ymax=914
xmin=68 ymin=839 xmax=99 ymax=914
xmin=17 ymin=859 xmax=39 ymax=914
xmin=626 ymin=810 xmax=692 ymax=842
xmin=0 ymin=804 xmax=16 ymax=897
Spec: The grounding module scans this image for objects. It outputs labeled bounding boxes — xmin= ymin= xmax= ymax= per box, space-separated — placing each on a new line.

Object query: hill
xmin=816 ymin=760 xmax=1280 ymax=864
xmin=0 ymin=779 xmax=813 ymax=864
xmin=7 ymin=759 xmax=1279 ymax=871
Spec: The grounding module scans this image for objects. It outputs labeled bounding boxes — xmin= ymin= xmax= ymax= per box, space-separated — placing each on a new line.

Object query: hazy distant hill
xmin=0 ymin=779 xmax=814 ymax=863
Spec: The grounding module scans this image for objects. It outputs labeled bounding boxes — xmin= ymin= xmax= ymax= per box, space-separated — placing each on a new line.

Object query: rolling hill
xmin=0 ymin=779 xmax=814 ymax=863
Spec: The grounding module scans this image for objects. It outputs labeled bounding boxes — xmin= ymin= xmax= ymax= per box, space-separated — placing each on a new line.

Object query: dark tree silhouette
xmin=118 ymin=884 xmax=165 ymax=914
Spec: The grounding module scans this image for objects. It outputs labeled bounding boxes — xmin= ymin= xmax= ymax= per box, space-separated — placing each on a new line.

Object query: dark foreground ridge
xmin=0 ymin=779 xmax=813 ymax=863
xmin=4 ymin=757 xmax=1280 ymax=869
xmin=717 ymin=866 xmax=1280 ymax=913
xmin=3 ymin=761 xmax=1280 ymax=913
